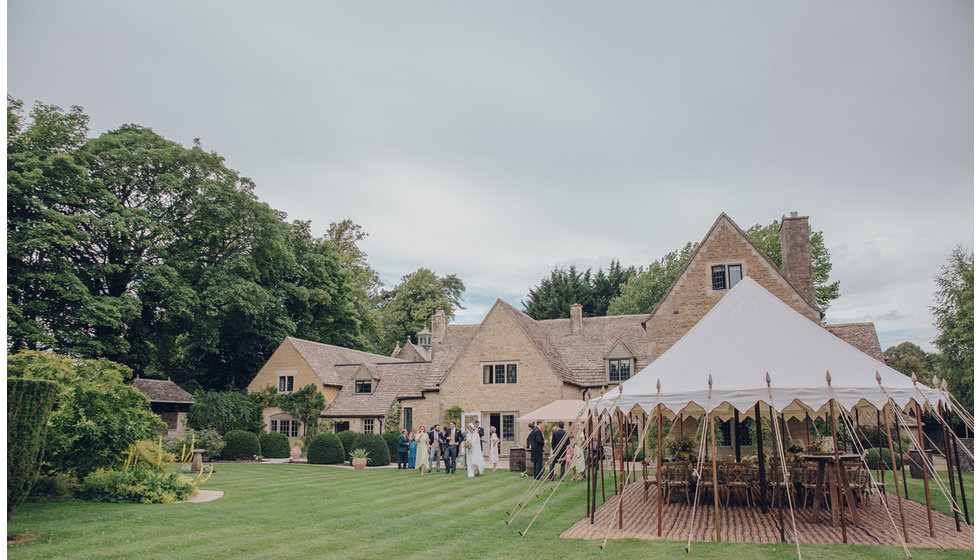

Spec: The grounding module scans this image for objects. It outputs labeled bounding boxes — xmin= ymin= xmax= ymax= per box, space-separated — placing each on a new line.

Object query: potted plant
xmin=350 ymin=448 xmax=370 ymax=469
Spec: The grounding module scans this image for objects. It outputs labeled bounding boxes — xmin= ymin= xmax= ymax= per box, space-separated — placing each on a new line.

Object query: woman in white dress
xmin=488 ymin=426 xmax=500 ymax=471
xmin=465 ymin=423 xmax=485 ymax=477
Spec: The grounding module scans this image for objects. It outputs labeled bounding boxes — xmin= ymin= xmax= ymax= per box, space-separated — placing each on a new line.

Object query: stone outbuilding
xmin=131 ymin=376 xmax=195 ymax=436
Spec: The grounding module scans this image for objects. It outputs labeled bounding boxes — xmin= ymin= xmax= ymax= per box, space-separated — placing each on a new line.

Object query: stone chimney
xmin=431 ymin=309 xmax=446 ymax=345
xmin=569 ymin=303 xmax=583 ymax=336
xmin=779 ymin=211 xmax=815 ymax=307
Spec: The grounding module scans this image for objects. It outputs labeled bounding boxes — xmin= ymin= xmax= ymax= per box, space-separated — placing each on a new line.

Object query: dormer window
xmin=417 ymin=327 xmax=432 ymax=347
xmin=354 ymin=380 xmax=372 ymax=394
xmin=609 ymin=358 xmax=632 ymax=382
xmin=711 ymin=264 xmax=743 ymax=290
xmin=419 ymin=335 xmax=430 ymax=346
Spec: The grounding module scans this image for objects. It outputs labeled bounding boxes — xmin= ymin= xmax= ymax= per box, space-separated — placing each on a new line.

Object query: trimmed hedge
xmin=221 ymin=430 xmax=261 ymax=460
xmin=382 ymin=431 xmax=400 ymax=464
xmin=8 ymin=377 xmax=59 ymax=518
xmin=307 ymin=433 xmax=345 ymax=464
xmin=351 ymin=433 xmax=391 ymax=466
xmin=259 ymin=432 xmax=290 ymax=459
xmin=337 ymin=430 xmax=357 ymax=459
xmin=866 ymin=447 xmax=904 ymax=471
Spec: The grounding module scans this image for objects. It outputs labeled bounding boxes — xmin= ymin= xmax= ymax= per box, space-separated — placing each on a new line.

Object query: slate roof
xmin=286 ymin=337 xmax=407 ymax=387
xmin=822 ymin=322 xmax=886 ymax=362
xmin=537 ymin=313 xmax=651 ymax=387
xmin=131 ymin=377 xmax=195 ymax=404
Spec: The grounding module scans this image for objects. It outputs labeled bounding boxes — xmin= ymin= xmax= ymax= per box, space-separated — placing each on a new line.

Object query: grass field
xmin=875 ymin=469 xmax=973 ymax=520
xmin=7 ymin=463 xmax=973 ymax=560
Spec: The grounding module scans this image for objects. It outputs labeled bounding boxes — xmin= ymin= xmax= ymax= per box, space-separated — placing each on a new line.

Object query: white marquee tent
xmin=589 ymin=277 xmax=945 ymax=420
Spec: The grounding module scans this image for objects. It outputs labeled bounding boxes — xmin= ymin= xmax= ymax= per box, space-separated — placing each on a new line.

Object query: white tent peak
xmin=594 ymin=276 xmax=943 ymax=418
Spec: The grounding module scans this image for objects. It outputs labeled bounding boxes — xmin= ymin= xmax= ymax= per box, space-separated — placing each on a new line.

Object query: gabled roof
xmin=642 ymin=212 xmax=821 ymax=324
xmin=285 ymin=337 xmax=407 ymax=387
xmin=421 ymin=323 xmax=481 ymax=391
xmin=323 ymin=362 xmax=431 ymax=418
xmin=823 ymin=322 xmax=886 ymax=362
xmin=131 ymin=377 xmax=195 ymax=404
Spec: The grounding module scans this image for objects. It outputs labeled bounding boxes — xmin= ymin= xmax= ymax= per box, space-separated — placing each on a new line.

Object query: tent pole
xmin=657 ymin=404 xmax=663 ymax=537
xmin=734 ymin=409 xmax=741 ymax=462
xmin=805 ymin=411 xmax=811 ymax=447
xmin=768 ymin=405 xmax=785 ymax=542
xmin=895 ymin=410 xmax=909 ymax=500
xmin=587 ymin=413 xmax=593 ymax=521
xmin=829 ymin=396 xmax=848 ymax=543
xmin=913 ymin=402 xmax=935 ymax=537
xmin=876 ymin=410 xmax=884 ymax=486
xmin=938 ymin=401 xmax=961 ymax=531
xmin=709 ymin=410 xmax=721 ymax=542
xmin=755 ymin=403 xmax=767 ymax=514
xmin=593 ymin=416 xmax=606 ymax=509
xmin=947 ymin=403 xmax=970 ymax=525
xmin=618 ymin=410 xmax=625 ymax=529
xmin=882 ymin=405 xmax=909 ymax=542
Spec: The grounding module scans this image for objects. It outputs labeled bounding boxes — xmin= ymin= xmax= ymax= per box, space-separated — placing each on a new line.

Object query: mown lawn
xmin=875 ymin=469 xmax=973 ymax=520
xmin=7 ymin=463 xmax=973 ymax=560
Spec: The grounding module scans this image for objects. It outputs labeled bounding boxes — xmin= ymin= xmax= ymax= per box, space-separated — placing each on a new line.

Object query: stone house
xmin=246 ymin=212 xmax=887 ymax=454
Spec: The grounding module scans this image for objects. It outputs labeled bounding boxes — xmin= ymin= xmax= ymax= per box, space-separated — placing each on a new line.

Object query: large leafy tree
xmin=883 ymin=342 xmax=938 ymax=379
xmin=523 ymin=261 xmax=636 ymax=319
xmin=8 ymin=98 xmax=372 ymax=389
xmin=744 ymin=220 xmax=840 ymax=312
xmin=931 ymin=246 xmax=973 ymax=410
xmin=378 ymin=268 xmax=465 ymax=353
xmin=608 ymin=243 xmax=699 ymax=315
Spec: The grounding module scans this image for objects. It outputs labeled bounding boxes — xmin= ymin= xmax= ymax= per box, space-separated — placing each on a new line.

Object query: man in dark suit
xmin=548 ymin=421 xmax=567 ymax=481
xmin=529 ymin=421 xmax=545 ymax=479
xmin=428 ymin=423 xmax=443 ymax=472
xmin=397 ymin=429 xmax=409 ymax=469
xmin=443 ymin=421 xmax=464 ymax=474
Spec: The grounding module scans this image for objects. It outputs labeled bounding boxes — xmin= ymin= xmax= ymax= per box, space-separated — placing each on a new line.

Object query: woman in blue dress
xmin=407 ymin=430 xmax=418 ymax=468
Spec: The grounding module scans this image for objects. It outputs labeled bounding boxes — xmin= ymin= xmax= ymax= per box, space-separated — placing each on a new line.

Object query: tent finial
xmin=825 ymin=371 xmax=832 ymax=385
xmin=932 ymin=375 xmax=939 ymax=388
xmin=656 ymin=379 xmax=661 ymax=393
xmin=765 ymin=372 xmax=771 ymax=386
xmin=618 ymin=383 xmax=623 ymax=394
xmin=911 ymin=372 xmax=918 ymax=385
xmin=875 ymin=371 xmax=882 ymax=384
xmin=941 ymin=379 xmax=948 ymax=392
xmin=708 ymin=374 xmax=713 ymax=388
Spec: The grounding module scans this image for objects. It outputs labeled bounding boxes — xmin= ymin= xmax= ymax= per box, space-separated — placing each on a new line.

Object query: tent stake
xmin=755 ymin=403 xmax=767 ymax=514
xmin=882 ymin=404 xmax=910 ymax=542
xmin=913 ymin=402 xmax=935 ymax=537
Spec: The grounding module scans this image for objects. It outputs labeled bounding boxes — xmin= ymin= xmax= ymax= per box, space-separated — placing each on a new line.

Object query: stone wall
xmin=438 ymin=302 xmax=568 ymax=455
xmin=646 ymin=216 xmax=821 ymax=360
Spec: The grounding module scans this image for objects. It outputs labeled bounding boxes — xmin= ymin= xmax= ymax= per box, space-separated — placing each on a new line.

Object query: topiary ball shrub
xmin=259 ymin=432 xmax=290 ymax=459
xmin=221 ymin=430 xmax=261 ymax=460
xmin=337 ymin=430 xmax=357 ymax=459
xmin=382 ymin=430 xmax=400 ymax=463
xmin=307 ymin=433 xmax=345 ymax=464
xmin=351 ymin=433 xmax=391 ymax=466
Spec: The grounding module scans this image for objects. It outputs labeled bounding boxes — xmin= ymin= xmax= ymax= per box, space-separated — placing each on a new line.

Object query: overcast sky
xmin=8 ymin=1 xmax=974 ymax=351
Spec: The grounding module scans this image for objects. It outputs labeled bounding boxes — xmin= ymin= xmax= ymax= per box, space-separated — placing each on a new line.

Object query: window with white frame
xmin=608 ymin=358 xmax=632 ymax=382
xmin=711 ymin=264 xmax=743 ymax=291
xmin=501 ymin=414 xmax=515 ymax=442
xmin=482 ymin=363 xmax=518 ymax=384
xmin=278 ymin=375 xmax=294 ymax=393
xmin=363 ymin=418 xmax=375 ymax=433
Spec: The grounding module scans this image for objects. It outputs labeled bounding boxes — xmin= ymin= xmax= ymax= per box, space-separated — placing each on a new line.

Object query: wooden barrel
xmin=509 ymin=447 xmax=526 ymax=472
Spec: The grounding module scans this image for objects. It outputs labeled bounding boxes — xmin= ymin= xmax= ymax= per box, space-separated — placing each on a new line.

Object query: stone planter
xmin=290 ymin=443 xmax=303 ymax=460
xmin=352 ymin=458 xmax=367 ymax=469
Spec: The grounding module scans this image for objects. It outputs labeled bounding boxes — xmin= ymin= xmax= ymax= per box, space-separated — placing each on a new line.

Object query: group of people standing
xmin=526 ymin=420 xmax=585 ymax=481
xmin=397 ymin=420 xmax=501 ymax=478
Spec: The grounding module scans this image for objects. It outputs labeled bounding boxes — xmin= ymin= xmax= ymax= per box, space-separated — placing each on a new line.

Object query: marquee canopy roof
xmin=518 ymin=400 xmax=587 ymax=424
xmin=590 ymin=278 xmax=944 ymax=420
